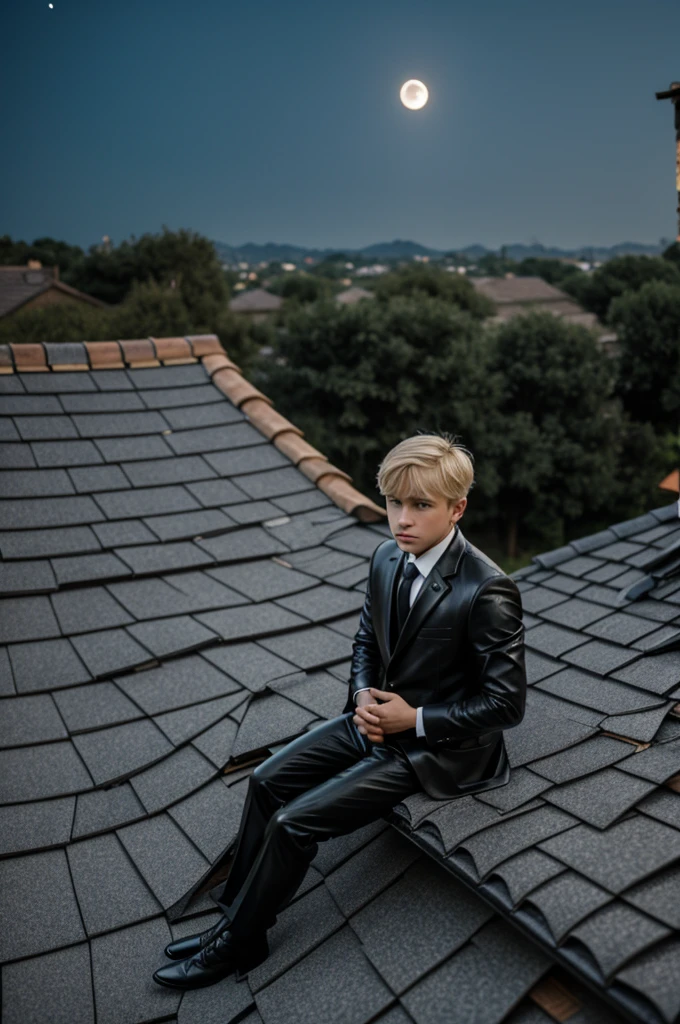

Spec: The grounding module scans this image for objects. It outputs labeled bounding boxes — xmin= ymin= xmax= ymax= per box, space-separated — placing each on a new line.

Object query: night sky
xmin=2 ymin=0 xmax=679 ymax=253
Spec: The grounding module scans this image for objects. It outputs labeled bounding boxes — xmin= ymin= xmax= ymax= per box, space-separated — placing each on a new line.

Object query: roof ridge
xmin=0 ymin=335 xmax=386 ymax=525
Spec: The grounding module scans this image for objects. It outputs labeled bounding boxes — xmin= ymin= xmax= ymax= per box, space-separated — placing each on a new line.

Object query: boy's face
xmin=386 ymin=491 xmax=467 ymax=557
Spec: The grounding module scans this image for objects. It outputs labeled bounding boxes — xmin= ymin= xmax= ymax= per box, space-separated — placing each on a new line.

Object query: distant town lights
xmin=400 ymin=80 xmax=428 ymax=110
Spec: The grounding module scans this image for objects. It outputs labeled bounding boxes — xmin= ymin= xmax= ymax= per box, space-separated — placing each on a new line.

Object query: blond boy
xmin=154 ymin=432 xmax=526 ymax=989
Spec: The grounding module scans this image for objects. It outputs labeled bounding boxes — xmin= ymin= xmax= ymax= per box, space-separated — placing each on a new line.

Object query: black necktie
xmin=396 ymin=559 xmax=420 ymax=635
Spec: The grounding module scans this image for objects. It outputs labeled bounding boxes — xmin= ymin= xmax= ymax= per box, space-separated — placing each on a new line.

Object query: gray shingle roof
xmin=0 ymin=265 xmax=109 ymax=318
xmin=229 ymin=288 xmax=284 ymax=313
xmin=471 ymin=276 xmax=604 ymax=333
xmin=0 ymin=340 xmax=677 ymax=1024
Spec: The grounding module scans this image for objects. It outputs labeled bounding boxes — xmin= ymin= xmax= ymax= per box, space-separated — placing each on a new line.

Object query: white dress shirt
xmin=354 ymin=522 xmax=458 ymax=740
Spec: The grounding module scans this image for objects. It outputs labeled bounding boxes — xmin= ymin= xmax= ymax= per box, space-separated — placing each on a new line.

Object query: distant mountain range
xmin=213 ymin=238 xmax=668 ymax=264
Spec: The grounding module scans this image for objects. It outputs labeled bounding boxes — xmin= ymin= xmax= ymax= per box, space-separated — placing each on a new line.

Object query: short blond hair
xmin=376 ymin=432 xmax=475 ymax=505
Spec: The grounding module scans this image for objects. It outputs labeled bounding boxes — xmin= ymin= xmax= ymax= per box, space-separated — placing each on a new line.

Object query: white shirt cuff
xmin=353 ymin=687 xmax=371 ymax=704
xmin=416 ymin=706 xmax=425 ymax=737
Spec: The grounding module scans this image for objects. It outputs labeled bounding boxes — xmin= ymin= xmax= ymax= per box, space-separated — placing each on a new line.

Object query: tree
xmin=487 ymin=312 xmax=659 ymax=557
xmin=472 ymin=251 xmax=516 ymax=278
xmin=609 ymin=280 xmax=680 ymax=433
xmin=253 ymin=295 xmax=500 ymax=515
xmin=0 ymin=234 xmax=85 ymax=275
xmin=663 ymin=241 xmax=680 ymax=269
xmin=0 ymin=300 xmax=109 ymax=346
xmin=67 ymin=225 xmax=230 ymax=324
xmin=563 ymin=254 xmax=680 ymax=320
xmin=371 ymin=264 xmax=494 ymax=319
xmin=515 ymin=257 xmax=584 ymax=288
xmin=266 ymin=273 xmax=332 ymax=302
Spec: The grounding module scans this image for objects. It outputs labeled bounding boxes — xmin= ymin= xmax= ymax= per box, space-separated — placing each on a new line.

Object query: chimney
xmin=655 ymin=82 xmax=680 ymax=242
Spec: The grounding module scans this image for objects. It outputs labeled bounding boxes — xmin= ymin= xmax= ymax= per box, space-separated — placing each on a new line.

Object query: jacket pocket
xmin=419 ymin=627 xmax=453 ymax=638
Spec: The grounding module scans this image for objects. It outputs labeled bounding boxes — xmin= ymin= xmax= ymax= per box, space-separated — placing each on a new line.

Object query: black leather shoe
xmin=164 ymin=914 xmax=230 ymax=960
xmin=153 ymin=928 xmax=269 ymax=989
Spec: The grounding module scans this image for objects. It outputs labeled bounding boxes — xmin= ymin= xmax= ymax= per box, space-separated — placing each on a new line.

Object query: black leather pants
xmin=213 ymin=711 xmax=423 ymax=938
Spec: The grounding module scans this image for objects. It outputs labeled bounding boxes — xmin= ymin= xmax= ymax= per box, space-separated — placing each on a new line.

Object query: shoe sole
xmin=152 ymin=942 xmax=269 ymax=989
xmin=153 ymin=967 xmax=237 ymax=989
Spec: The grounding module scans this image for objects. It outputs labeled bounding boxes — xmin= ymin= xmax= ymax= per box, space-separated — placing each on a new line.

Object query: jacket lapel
xmin=385 ymin=524 xmax=467 ymax=670
xmin=375 ymin=548 xmax=404 ymax=667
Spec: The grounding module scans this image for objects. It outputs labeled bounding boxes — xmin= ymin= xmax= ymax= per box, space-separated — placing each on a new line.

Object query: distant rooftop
xmin=334 ymin=285 xmax=375 ymax=305
xmin=472 ymin=275 xmax=604 ymax=334
xmin=0 ymin=263 xmax=110 ymax=319
xmin=228 ymin=288 xmax=283 ymax=313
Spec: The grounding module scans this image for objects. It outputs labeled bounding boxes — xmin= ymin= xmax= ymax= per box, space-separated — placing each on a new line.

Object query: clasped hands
xmin=353 ymin=688 xmax=417 ymax=743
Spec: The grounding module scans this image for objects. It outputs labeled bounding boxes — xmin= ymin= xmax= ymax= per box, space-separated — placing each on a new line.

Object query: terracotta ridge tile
xmin=150 ymin=336 xmax=197 ymax=364
xmin=84 ymin=341 xmax=125 ymax=368
xmin=240 ymin=399 xmax=301 ymax=441
xmin=201 ymin=352 xmax=242 ymax=374
xmin=298 ymin=457 xmax=352 ymax=485
xmin=317 ymin=474 xmax=386 ymax=522
xmin=119 ymin=338 xmax=161 ymax=367
xmin=212 ymin=367 xmax=273 ymax=408
xmin=10 ymin=342 xmax=47 ymax=371
xmin=186 ymin=334 xmax=223 ymax=357
xmin=274 ymin=433 xmax=328 ymax=465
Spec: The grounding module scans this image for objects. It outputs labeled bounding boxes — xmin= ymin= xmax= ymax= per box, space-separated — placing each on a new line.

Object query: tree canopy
xmin=514 ymin=257 xmax=584 ymax=288
xmin=370 ymin=264 xmax=494 ymax=319
xmin=563 ymin=254 xmax=680 ymax=320
xmin=254 ymin=294 xmax=499 ymax=511
xmin=486 ymin=311 xmax=656 ymax=553
xmin=609 ymin=279 xmax=680 ymax=434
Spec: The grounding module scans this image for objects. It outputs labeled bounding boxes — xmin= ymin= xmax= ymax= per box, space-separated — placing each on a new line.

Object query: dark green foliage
xmin=563 ymin=254 xmax=680 ymax=320
xmin=472 ymin=251 xmax=517 ymax=278
xmin=515 ymin=257 xmax=585 ymax=288
xmin=253 ymin=295 xmax=499 ymax=513
xmin=0 ymin=300 xmax=109 ymax=346
xmin=69 ymin=225 xmax=229 ymax=324
xmin=663 ymin=241 xmax=680 ymax=268
xmin=371 ymin=264 xmax=494 ymax=319
xmin=0 ymin=234 xmax=84 ymax=275
xmin=266 ymin=274 xmax=333 ymax=302
xmin=487 ymin=312 xmax=665 ymax=551
xmin=609 ymin=280 xmax=680 ymax=433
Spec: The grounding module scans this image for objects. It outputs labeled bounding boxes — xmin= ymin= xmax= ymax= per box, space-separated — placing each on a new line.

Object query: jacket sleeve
xmin=342 ymin=541 xmax=386 ymax=713
xmin=420 ymin=574 xmax=526 ymax=744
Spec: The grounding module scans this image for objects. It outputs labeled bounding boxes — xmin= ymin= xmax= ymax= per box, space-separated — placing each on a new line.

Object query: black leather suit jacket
xmin=342 ymin=524 xmax=526 ymax=799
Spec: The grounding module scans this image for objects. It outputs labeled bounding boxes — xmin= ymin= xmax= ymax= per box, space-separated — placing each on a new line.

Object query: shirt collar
xmin=406 ymin=522 xmax=458 ymax=578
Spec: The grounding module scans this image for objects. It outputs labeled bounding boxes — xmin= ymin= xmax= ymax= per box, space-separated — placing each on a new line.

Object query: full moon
xmin=400 ymin=79 xmax=429 ymax=110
